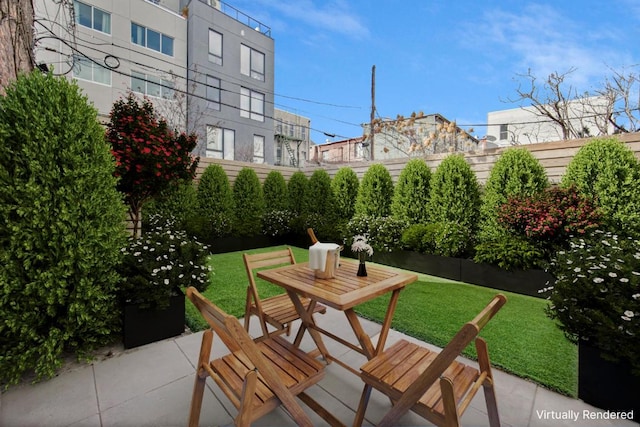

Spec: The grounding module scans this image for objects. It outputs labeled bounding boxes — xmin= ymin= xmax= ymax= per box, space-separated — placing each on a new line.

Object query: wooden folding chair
xmin=354 ymin=294 xmax=507 ymax=427
xmin=186 ymin=287 xmax=343 ymax=427
xmin=307 ymin=228 xmax=319 ymax=244
xmin=243 ymin=247 xmax=326 ymax=340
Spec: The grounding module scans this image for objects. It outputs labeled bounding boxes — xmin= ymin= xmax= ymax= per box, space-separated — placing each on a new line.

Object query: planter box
xmin=123 ymin=292 xmax=185 ymax=349
xmin=578 ymin=341 xmax=639 ymax=420
xmin=369 ymin=250 xmax=553 ymax=298
xmin=208 ymin=234 xmax=311 ymax=254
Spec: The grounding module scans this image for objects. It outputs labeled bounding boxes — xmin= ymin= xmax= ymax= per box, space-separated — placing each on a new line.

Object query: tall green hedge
xmin=355 ymin=164 xmax=394 ymax=217
xmin=391 ymin=158 xmax=431 ymax=224
xmin=562 ymin=138 xmax=640 ymax=236
xmin=263 ymin=170 xmax=289 ymax=211
xmin=0 ymin=72 xmax=127 ymax=385
xmin=331 ymin=167 xmax=359 ymax=220
xmin=287 ymin=171 xmax=308 ymax=216
xmin=192 ymin=164 xmax=235 ymax=240
xmin=232 ymin=167 xmax=264 ymax=236
xmin=143 ymin=180 xmax=198 ymax=231
xmin=304 ymin=169 xmax=338 ymax=239
xmin=480 ymin=148 xmax=549 ymax=235
xmin=428 ymin=154 xmax=480 ymax=232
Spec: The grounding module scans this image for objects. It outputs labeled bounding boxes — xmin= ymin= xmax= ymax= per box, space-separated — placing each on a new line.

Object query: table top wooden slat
xmin=257 ymin=259 xmax=418 ymax=311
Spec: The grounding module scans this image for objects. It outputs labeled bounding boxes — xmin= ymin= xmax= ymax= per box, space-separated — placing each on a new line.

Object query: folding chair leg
xmin=236 ymin=369 xmax=258 ymax=427
xmin=440 ymin=377 xmax=461 ymax=427
xmin=476 ymin=338 xmax=500 ymax=427
xmin=352 ymin=384 xmax=372 ymax=427
xmin=188 ymin=330 xmax=213 ymax=427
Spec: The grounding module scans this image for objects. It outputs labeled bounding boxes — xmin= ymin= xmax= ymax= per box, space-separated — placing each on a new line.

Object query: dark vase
xmin=357 ymin=252 xmax=367 ymax=277
xmin=123 ymin=291 xmax=185 ymax=349
xmin=578 ymin=340 xmax=639 ymax=420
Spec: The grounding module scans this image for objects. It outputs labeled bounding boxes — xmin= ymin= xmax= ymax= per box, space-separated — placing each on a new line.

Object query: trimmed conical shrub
xmin=354 ymin=164 xmax=394 ymax=217
xmin=332 ymin=167 xmax=359 ymax=220
xmin=232 ymin=167 xmax=264 ymax=236
xmin=0 ymin=72 xmax=127 ymax=385
xmin=392 ymin=158 xmax=431 ymax=224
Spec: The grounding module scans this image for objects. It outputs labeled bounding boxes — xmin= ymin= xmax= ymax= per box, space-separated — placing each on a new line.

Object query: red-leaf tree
xmin=107 ymin=93 xmax=199 ymax=236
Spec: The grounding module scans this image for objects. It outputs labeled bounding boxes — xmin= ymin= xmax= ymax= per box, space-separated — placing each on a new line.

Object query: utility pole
xmin=369 ymin=65 xmax=376 ymax=160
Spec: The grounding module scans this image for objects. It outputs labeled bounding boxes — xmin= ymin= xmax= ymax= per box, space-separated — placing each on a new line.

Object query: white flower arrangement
xmin=351 ymin=234 xmax=374 ymax=257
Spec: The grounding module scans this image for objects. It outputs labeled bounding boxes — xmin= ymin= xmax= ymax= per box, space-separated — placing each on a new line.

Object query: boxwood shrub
xmin=562 ymin=137 xmax=640 ymax=236
xmin=354 ymin=164 xmax=394 ymax=217
xmin=391 ymin=158 xmax=431 ymax=224
xmin=263 ymin=170 xmax=289 ymax=211
xmin=232 ymin=167 xmax=264 ymax=236
xmin=331 ymin=167 xmax=359 ymax=220
xmin=0 ymin=72 xmax=127 ymax=385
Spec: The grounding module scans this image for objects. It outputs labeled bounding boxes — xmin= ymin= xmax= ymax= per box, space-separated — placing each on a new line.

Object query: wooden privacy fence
xmin=196 ymin=132 xmax=640 ymax=185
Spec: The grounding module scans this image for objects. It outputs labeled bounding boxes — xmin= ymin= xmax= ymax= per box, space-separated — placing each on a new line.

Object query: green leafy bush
xmin=391 ymin=158 xmax=431 ymax=224
xmin=545 ymin=230 xmax=640 ymax=373
xmin=428 ymin=154 xmax=480 ymax=234
xmin=118 ymin=215 xmax=211 ymax=310
xmin=401 ymin=223 xmax=437 ymax=253
xmin=474 ymin=231 xmax=545 ymax=270
xmin=287 ymin=171 xmax=308 ymax=236
xmin=287 ymin=171 xmax=308 ymax=216
xmin=346 ymin=215 xmax=408 ymax=253
xmin=401 ymin=222 xmax=471 ymax=257
xmin=480 ymin=148 xmax=548 ymax=234
xmin=304 ymin=170 xmax=338 ymax=239
xmin=0 ymin=72 xmax=127 ymax=385
xmin=354 ymin=164 xmax=394 ymax=217
xmin=195 ymin=164 xmax=234 ymax=240
xmin=143 ymin=180 xmax=198 ymax=233
xmin=232 ymin=167 xmax=264 ymax=236
xmin=561 ymin=138 xmax=640 ymax=236
xmin=331 ymin=167 xmax=359 ymax=220
xmin=263 ymin=170 xmax=289 ymax=211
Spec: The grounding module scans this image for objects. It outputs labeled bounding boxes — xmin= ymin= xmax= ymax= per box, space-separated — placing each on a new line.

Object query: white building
xmin=486 ymin=96 xmax=614 ymax=146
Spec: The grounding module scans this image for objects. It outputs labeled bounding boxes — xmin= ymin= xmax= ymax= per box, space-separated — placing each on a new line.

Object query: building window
xmin=72 ymin=55 xmax=111 ymax=85
xmin=208 ymin=30 xmax=222 ymax=65
xmin=240 ymin=45 xmax=265 ymax=81
xmin=206 ymin=125 xmax=235 ymax=159
xmin=499 ymin=124 xmax=508 ymax=140
xmin=240 ymin=87 xmax=264 ymax=122
xmin=74 ymin=1 xmax=111 ymax=34
xmin=131 ymin=71 xmax=173 ymax=98
xmin=131 ymin=23 xmax=174 ymax=56
xmin=206 ymin=75 xmax=221 ymax=110
xmin=253 ymin=135 xmax=265 ymax=163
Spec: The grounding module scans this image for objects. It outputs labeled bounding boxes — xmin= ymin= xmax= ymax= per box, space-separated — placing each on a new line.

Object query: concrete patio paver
xmin=1 ymin=308 xmax=638 ymax=427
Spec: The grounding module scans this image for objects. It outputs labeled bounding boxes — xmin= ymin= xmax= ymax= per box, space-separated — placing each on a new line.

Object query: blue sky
xmin=228 ymin=0 xmax=640 ymax=143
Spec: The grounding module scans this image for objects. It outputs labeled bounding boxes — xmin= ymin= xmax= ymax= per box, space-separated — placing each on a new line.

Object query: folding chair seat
xmin=354 ymin=294 xmax=507 ymax=427
xmin=186 ymin=286 xmax=342 ymax=427
xmin=243 ymin=248 xmax=326 ymax=340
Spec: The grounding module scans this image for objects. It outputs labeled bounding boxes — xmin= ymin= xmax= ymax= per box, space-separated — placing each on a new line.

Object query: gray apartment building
xmin=34 ymin=0 xmax=277 ymax=164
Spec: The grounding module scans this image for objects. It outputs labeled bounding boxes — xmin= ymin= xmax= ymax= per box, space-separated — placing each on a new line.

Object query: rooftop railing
xmin=200 ymin=0 xmax=272 ymax=38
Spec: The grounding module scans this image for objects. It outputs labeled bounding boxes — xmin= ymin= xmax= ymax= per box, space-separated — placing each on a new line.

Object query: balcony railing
xmin=200 ymin=0 xmax=272 ymax=37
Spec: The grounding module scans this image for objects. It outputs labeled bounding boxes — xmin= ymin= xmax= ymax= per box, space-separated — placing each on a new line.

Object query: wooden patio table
xmin=257 ymin=259 xmax=418 ymax=375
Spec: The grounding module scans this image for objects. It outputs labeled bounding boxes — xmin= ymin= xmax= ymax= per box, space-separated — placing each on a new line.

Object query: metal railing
xmin=200 ymin=0 xmax=272 ymax=37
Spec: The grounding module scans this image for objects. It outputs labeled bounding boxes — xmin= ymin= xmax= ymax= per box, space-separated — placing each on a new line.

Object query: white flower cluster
xmin=351 ymin=234 xmax=374 ymax=257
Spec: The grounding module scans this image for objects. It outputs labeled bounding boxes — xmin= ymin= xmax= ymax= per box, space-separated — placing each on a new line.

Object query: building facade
xmin=34 ymin=0 xmax=276 ymax=164
xmin=273 ymin=109 xmax=310 ymax=167
xmin=486 ymin=96 xmax=614 ymax=146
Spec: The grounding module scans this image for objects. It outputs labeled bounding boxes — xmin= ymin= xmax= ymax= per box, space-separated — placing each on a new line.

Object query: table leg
xmin=344 ymin=309 xmax=375 ymax=360
xmin=293 ymin=299 xmax=315 ymax=347
xmin=287 ymin=290 xmax=331 ymax=362
xmin=375 ymin=288 xmax=401 ymax=356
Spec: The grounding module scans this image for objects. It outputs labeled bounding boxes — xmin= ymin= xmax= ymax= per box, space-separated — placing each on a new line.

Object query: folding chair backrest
xmin=186 ymin=286 xmax=243 ymax=352
xmin=307 ymin=228 xmax=319 ymax=244
xmin=385 ymin=294 xmax=507 ymax=422
xmin=243 ymin=248 xmax=296 ymax=308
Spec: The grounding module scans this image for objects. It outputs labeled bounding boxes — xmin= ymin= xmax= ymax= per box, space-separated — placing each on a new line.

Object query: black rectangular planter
xmin=370 ymin=250 xmax=553 ymax=298
xmin=123 ymin=292 xmax=185 ymax=349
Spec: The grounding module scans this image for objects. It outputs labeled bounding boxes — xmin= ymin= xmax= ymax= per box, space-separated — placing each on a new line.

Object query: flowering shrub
xmin=118 ymin=216 xmax=211 ymax=310
xmin=107 ymin=93 xmax=199 ymax=235
xmin=351 ymin=235 xmax=374 ymax=257
xmin=498 ymin=186 xmax=601 ymax=244
xmin=345 ymin=215 xmax=408 ymax=253
xmin=545 ymin=230 xmax=640 ymax=372
xmin=262 ymin=210 xmax=294 ymax=237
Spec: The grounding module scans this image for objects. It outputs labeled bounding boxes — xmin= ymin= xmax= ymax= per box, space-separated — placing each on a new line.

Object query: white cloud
xmin=473 ymin=3 xmax=632 ymax=89
xmin=246 ymin=0 xmax=370 ymax=40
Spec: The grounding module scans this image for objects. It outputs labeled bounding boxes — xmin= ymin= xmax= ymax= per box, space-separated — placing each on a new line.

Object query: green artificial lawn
xmin=187 ymin=245 xmax=577 ymax=397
